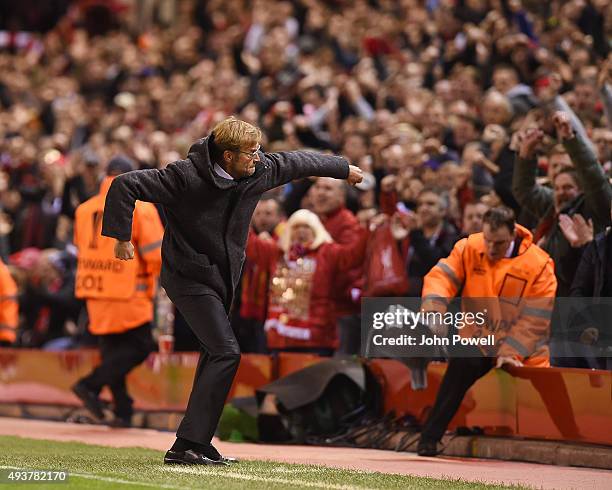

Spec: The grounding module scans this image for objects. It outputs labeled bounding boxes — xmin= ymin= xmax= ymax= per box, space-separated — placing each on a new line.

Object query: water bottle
xmin=156 ymin=287 xmax=175 ymax=354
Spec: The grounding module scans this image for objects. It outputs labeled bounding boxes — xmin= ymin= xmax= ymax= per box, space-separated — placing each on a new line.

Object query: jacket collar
xmin=187 ymin=135 xmax=264 ymax=190
xmin=514 ymin=223 xmax=534 ymax=255
xmin=475 ymin=223 xmax=534 ymax=258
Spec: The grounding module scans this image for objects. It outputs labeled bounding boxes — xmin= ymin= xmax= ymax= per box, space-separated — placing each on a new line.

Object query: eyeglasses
xmin=237 ymin=145 xmax=260 ymax=160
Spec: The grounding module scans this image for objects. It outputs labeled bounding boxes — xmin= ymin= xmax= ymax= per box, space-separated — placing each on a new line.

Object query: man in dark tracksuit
xmin=101 ymin=116 xmax=363 ymax=465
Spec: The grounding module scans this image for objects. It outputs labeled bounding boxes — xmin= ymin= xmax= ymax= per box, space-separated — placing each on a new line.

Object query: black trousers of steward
xmin=81 ymin=322 xmax=154 ymax=420
xmin=420 ymin=355 xmax=493 ymax=443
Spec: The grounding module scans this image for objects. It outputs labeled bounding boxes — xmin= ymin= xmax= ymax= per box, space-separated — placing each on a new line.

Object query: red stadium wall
xmin=0 ymin=349 xmax=610 ymax=446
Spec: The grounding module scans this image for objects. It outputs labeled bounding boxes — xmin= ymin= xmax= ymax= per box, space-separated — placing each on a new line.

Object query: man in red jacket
xmin=310 ymin=177 xmax=363 ymax=354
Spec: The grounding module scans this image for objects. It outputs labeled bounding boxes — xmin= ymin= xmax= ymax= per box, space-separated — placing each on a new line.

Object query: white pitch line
xmin=165 ymin=465 xmax=377 ymax=490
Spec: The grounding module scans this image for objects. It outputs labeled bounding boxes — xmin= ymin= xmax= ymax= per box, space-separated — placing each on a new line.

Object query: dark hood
xmin=187 ymin=136 xmax=236 ymax=190
xmin=187 ymin=136 xmax=265 ymax=190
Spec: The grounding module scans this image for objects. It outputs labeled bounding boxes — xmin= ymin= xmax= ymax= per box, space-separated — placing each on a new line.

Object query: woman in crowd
xmin=246 ymin=209 xmax=366 ymax=355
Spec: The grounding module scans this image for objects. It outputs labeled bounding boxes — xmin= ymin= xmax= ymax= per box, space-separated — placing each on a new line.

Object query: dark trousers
xmin=336 ymin=314 xmax=361 ymax=356
xmin=168 ymin=292 xmax=241 ymax=446
xmin=230 ymin=315 xmax=267 ymax=354
xmin=420 ymin=356 xmax=493 ymax=442
xmin=81 ymin=322 xmax=154 ymax=420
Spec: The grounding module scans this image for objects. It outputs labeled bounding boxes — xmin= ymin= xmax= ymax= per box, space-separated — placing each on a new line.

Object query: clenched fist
xmin=552 ymin=111 xmax=574 ymax=141
xmin=518 ymin=127 xmax=544 ymax=159
xmin=347 ymin=164 xmax=364 ymax=186
xmin=114 ymin=240 xmax=135 ymax=260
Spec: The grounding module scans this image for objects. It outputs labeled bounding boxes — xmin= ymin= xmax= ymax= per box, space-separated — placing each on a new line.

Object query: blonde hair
xmin=279 ymin=209 xmax=333 ymax=253
xmin=211 ymin=116 xmax=262 ymax=151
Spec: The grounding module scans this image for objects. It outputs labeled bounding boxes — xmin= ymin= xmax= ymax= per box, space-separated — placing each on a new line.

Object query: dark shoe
xmin=72 ymin=382 xmax=104 ymax=420
xmin=205 ymin=444 xmax=238 ymax=464
xmin=164 ymin=449 xmax=228 ymax=466
xmin=416 ymin=438 xmax=439 ymax=457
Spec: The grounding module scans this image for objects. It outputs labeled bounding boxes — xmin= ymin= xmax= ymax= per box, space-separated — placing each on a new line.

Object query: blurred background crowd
xmin=0 ymin=0 xmax=611 ymax=369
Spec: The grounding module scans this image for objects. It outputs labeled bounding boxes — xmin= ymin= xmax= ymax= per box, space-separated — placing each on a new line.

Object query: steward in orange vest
xmin=422 ymin=227 xmax=556 ymax=366
xmin=417 ymin=207 xmax=557 ymax=457
xmin=0 ymin=258 xmax=18 ymax=345
xmin=71 ymin=156 xmax=163 ymax=427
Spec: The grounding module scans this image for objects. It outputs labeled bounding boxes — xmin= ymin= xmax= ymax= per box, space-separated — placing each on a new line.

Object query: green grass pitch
xmin=0 ymin=436 xmax=526 ymax=489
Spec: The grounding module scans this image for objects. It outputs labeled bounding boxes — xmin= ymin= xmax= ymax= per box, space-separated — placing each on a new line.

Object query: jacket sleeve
xmin=511 ymin=153 xmax=554 ymax=218
xmin=101 ymin=161 xmax=188 ymax=242
xmin=562 ymin=134 xmax=612 ymax=228
xmin=552 ymin=95 xmax=595 ymax=154
xmin=134 ymin=203 xmax=164 ymax=278
xmin=256 ymin=151 xmax=349 ymax=193
xmin=421 ymin=238 xmax=467 ymax=310
xmin=327 ymin=228 xmax=368 ymax=272
xmin=379 ymin=190 xmax=398 ymax=216
xmin=245 ymin=229 xmax=280 ymax=270
xmin=497 ymin=258 xmax=557 ymax=360
xmin=569 ymin=240 xmax=596 ymax=297
xmin=331 ymin=211 xmax=361 ymax=245
xmin=601 ymin=84 xmax=612 ymax=130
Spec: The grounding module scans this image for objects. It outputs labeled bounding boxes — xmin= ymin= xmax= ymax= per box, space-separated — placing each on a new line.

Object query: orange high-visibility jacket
xmin=74 ymin=176 xmax=163 ymax=335
xmin=422 ymin=224 xmax=557 ymax=366
xmin=0 ymin=259 xmax=18 ymax=344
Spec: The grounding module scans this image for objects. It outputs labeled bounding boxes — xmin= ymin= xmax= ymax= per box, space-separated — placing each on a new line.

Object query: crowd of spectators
xmin=1 ymin=0 xmax=611 ymax=368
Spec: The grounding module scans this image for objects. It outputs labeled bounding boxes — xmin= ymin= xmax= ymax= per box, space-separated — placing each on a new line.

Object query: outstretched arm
xmin=553 ymin=112 xmax=612 ymax=228
xmin=420 ymin=238 xmax=467 ymax=337
xmin=511 ymin=128 xmax=554 ymax=218
xmin=246 ymin=229 xmax=280 ymax=268
xmin=257 ymin=151 xmax=362 ymax=192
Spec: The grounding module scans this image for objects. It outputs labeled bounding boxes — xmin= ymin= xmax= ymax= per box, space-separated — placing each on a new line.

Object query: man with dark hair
xmin=390 ymin=187 xmax=459 ymax=296
xmin=513 ymin=112 xmax=612 ymax=296
xmin=546 ymin=144 xmax=573 ymax=182
xmin=447 ymin=114 xmax=481 ymax=154
xmin=417 ymin=206 xmax=557 ymax=456
xmin=309 ymin=176 xmax=363 ymax=354
xmin=461 ymin=201 xmax=489 ymax=236
xmin=492 ymin=65 xmax=537 ymax=116
xmin=101 ymin=116 xmax=363 ymax=465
